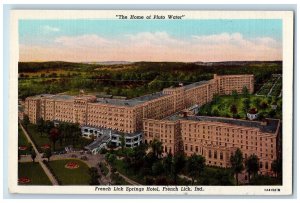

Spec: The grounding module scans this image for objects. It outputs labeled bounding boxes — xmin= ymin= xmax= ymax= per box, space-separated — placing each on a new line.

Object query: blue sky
xmin=19 ymin=19 xmax=282 ymax=62
xmin=19 ymin=19 xmax=282 ymax=45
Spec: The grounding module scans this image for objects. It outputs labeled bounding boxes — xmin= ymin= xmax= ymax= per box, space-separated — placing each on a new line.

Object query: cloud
xmin=43 ymin=25 xmax=60 ymax=32
xmin=19 ymin=32 xmax=282 ymax=62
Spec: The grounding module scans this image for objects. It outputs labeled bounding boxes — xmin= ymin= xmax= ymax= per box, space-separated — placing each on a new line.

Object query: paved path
xmin=103 ymin=159 xmax=141 ymax=185
xmin=19 ymin=123 xmax=59 ymax=185
xmin=19 ymin=149 xmax=112 ymax=185
xmin=267 ymin=76 xmax=281 ymax=96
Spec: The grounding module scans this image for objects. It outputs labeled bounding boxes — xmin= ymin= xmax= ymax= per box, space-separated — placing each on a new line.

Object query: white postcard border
xmin=8 ymin=10 xmax=294 ymax=195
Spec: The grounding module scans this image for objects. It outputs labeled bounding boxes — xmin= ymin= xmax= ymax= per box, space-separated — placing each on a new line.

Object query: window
xmin=265 ymin=162 xmax=269 ymax=170
xmin=209 ymin=150 xmax=212 ymax=158
xmin=220 ymin=152 xmax=223 ymax=160
xmin=214 ymin=151 xmax=217 ymax=159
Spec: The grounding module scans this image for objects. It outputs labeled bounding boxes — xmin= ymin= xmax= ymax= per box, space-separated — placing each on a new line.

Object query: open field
xmin=18 ymin=162 xmax=52 ymax=185
xmin=47 ymin=159 xmax=90 ymax=185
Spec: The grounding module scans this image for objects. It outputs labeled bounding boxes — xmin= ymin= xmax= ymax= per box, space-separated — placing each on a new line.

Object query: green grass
xmin=26 ymin=124 xmax=53 ymax=152
xmin=198 ymin=95 xmax=281 ymax=120
xmin=113 ymin=159 xmax=145 ymax=184
xmin=249 ymin=175 xmax=282 ymax=185
xmin=256 ymin=76 xmax=281 ymax=96
xmin=47 ymin=159 xmax=90 ymax=185
xmin=18 ymin=125 xmax=30 ymax=155
xmin=26 ymin=124 xmax=93 ymax=152
xmin=197 ymin=166 xmax=235 ymax=185
xmin=18 ymin=162 xmax=52 ymax=185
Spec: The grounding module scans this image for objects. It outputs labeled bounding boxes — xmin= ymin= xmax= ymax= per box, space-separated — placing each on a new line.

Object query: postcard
xmin=9 ymin=10 xmax=294 ymax=195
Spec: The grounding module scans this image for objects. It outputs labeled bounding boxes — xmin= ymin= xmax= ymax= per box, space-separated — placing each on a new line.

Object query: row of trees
xmin=106 ymin=139 xmax=282 ymax=185
xmin=230 ymin=148 xmax=282 ymax=185
xmin=23 ymin=116 xmax=83 ymax=151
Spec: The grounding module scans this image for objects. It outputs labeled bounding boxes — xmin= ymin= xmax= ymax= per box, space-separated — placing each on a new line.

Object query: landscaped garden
xmin=46 ymin=159 xmax=90 ymax=185
xmin=198 ymin=93 xmax=282 ymax=120
xmin=24 ymin=122 xmax=93 ymax=153
xmin=18 ymin=162 xmax=52 ymax=185
xmin=103 ymin=145 xmax=235 ymax=185
xmin=256 ymin=75 xmax=282 ymax=97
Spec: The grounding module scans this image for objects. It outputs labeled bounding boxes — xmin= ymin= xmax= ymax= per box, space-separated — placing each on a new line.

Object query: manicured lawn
xmin=18 ymin=162 xmax=52 ymax=185
xmin=256 ymin=75 xmax=282 ymax=96
xmin=26 ymin=124 xmax=93 ymax=152
xmin=198 ymin=94 xmax=281 ymax=120
xmin=26 ymin=124 xmax=53 ymax=152
xmin=47 ymin=159 xmax=90 ymax=185
xmin=18 ymin=125 xmax=30 ymax=155
xmin=112 ymin=159 xmax=145 ymax=184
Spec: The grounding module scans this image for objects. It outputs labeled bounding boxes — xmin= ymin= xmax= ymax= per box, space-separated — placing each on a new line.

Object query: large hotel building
xmin=23 ymin=74 xmax=280 ymax=175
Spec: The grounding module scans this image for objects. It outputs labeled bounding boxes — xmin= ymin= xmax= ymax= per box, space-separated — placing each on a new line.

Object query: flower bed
xmin=18 ymin=146 xmax=28 ymax=151
xmin=65 ymin=162 xmax=80 ymax=169
xmin=18 ymin=177 xmax=31 ymax=184
xmin=41 ymin=144 xmax=51 ymax=150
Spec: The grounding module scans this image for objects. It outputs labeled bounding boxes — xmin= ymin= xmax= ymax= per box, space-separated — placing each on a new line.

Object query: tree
xmin=23 ymin=115 xmax=30 ymax=130
xmin=212 ymin=108 xmax=220 ymax=116
xmin=120 ymin=134 xmax=125 ymax=152
xmin=245 ymin=154 xmax=259 ymax=181
xmin=37 ymin=117 xmax=45 ymax=136
xmin=31 ymin=149 xmax=36 ymax=163
xmin=171 ymin=152 xmax=186 ymax=184
xmin=271 ymin=158 xmax=282 ymax=178
xmin=44 ymin=148 xmax=52 ymax=162
xmin=230 ymin=104 xmax=238 ymax=117
xmin=152 ymin=161 xmax=164 ymax=176
xmin=49 ymin=127 xmax=60 ymax=151
xmin=232 ymin=90 xmax=239 ymax=100
xmin=44 ymin=120 xmax=54 ymax=134
xmin=260 ymin=101 xmax=268 ymax=110
xmin=242 ymin=86 xmax=249 ymax=97
xmin=186 ymin=154 xmax=206 ymax=184
xmin=107 ymin=154 xmax=117 ymax=164
xmin=150 ymin=139 xmax=163 ymax=159
xmin=89 ymin=167 xmax=100 ymax=185
xmin=163 ymin=153 xmax=173 ymax=175
xmin=253 ymin=98 xmax=261 ymax=110
xmin=243 ymin=98 xmax=251 ymax=115
xmin=230 ymin=148 xmax=244 ymax=185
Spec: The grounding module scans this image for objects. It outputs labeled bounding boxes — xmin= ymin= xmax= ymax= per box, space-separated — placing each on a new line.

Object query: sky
xmin=19 ymin=19 xmax=282 ymax=62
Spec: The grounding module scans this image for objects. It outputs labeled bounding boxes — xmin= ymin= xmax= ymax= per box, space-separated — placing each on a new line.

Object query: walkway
xmin=267 ymin=76 xmax=281 ymax=97
xmin=19 ymin=149 xmax=112 ymax=185
xmin=19 ymin=123 xmax=59 ymax=185
xmin=103 ymin=159 xmax=141 ymax=185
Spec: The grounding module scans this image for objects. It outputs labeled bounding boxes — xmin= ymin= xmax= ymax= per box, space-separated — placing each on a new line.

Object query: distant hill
xmin=194 ymin=61 xmax=282 ymax=66
xmin=18 ymin=60 xmax=282 ymax=73
xmin=85 ymin=61 xmax=133 ymax=65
